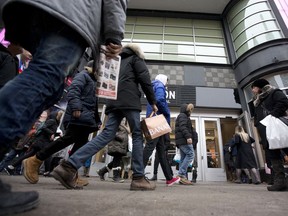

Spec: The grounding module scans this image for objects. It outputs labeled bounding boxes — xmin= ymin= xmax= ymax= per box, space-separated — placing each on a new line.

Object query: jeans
xmin=69 ymin=110 xmax=145 ymax=177
xmin=0 ymin=149 xmax=21 ymax=171
xmin=178 ymin=144 xmax=194 ymax=177
xmin=0 ymin=28 xmax=85 ymax=147
xmin=143 ymin=135 xmax=173 ymax=180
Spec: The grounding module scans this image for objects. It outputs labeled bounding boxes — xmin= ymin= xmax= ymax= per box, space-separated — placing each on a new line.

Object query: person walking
xmin=230 ymin=125 xmax=261 ymax=184
xmin=23 ymin=61 xmax=102 ymax=185
xmin=143 ymin=74 xmax=180 ymax=186
xmin=97 ymin=121 xmax=129 ymax=183
xmin=190 ymin=130 xmax=198 ymax=183
xmin=0 ymin=0 xmax=126 ymax=214
xmin=175 ymin=103 xmax=196 ymax=185
xmin=50 ymin=43 xmax=158 ymax=191
xmin=252 ymin=78 xmax=288 ymax=191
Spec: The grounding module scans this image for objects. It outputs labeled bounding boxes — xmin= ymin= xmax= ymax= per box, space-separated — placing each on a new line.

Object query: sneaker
xmin=4 ymin=167 xmax=14 ymax=176
xmin=166 ymin=177 xmax=180 ymax=186
xmin=130 ymin=177 xmax=156 ymax=191
xmin=179 ymin=176 xmax=193 ymax=185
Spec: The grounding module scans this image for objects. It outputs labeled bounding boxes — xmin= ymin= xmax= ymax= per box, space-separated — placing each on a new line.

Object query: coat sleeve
xmin=67 ymin=72 xmax=87 ymax=112
xmin=154 ymin=84 xmax=170 ymax=124
xmin=270 ymin=90 xmax=288 ymax=118
xmin=102 ymin=0 xmax=127 ymax=45
xmin=133 ymin=56 xmax=156 ymax=106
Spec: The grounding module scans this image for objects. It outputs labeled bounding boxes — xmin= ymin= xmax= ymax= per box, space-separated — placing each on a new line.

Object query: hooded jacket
xmin=175 ymin=104 xmax=196 ymax=146
xmin=1 ymin=0 xmax=127 ymax=62
xmin=63 ymin=69 xmax=101 ymax=131
xmin=105 ymin=44 xmax=156 ymax=113
xmin=146 ymin=74 xmax=170 ymax=124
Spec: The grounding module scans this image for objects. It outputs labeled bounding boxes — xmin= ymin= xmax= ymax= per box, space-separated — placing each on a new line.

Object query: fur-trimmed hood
xmin=121 ymin=43 xmax=145 ymax=59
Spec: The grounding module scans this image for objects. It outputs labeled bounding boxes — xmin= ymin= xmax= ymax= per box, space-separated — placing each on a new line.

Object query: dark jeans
xmin=143 ymin=135 xmax=173 ymax=181
xmin=36 ymin=125 xmax=91 ymax=161
xmin=107 ymin=155 xmax=122 ymax=170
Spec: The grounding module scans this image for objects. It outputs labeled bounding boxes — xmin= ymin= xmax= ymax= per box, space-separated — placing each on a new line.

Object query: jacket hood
xmin=180 ymin=103 xmax=194 ymax=116
xmin=121 ymin=43 xmax=145 ymax=59
xmin=155 ymin=74 xmax=168 ymax=86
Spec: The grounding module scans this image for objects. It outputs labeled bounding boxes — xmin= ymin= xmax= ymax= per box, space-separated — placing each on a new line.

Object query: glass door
xmin=200 ymin=118 xmax=226 ymax=181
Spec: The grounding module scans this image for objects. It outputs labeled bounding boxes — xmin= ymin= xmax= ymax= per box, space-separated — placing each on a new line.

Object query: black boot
xmin=267 ymin=160 xmax=287 ymax=191
xmin=191 ymin=170 xmax=197 ymax=183
xmin=97 ymin=166 xmax=109 ymax=181
xmin=0 ymin=179 xmax=39 ymax=215
xmin=112 ymin=169 xmax=124 ymax=183
xmin=149 ymin=174 xmax=157 ymax=181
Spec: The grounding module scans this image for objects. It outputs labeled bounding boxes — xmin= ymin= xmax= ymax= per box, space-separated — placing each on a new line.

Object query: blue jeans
xmin=0 ymin=30 xmax=85 ymax=147
xmin=69 ymin=110 xmax=145 ymax=177
xmin=178 ymin=144 xmax=194 ymax=177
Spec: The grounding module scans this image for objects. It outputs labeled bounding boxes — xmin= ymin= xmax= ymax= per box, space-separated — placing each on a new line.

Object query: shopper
xmin=143 ymin=74 xmax=180 ymax=186
xmin=50 ymin=43 xmax=158 ymax=191
xmin=0 ymin=0 xmax=127 ymax=214
xmin=252 ymin=78 xmax=288 ymax=191
xmin=175 ymin=103 xmax=195 ymax=185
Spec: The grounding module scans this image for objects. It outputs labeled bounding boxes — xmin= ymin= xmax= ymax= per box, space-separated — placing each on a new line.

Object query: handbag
xmin=260 ymin=114 xmax=288 ymax=149
xmin=141 ymin=112 xmax=172 ymax=141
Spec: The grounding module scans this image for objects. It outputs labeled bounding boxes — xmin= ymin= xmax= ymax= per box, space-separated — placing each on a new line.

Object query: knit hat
xmin=251 ymin=79 xmax=269 ymax=89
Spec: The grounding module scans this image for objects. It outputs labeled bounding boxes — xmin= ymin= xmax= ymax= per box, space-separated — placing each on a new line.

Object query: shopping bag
xmin=260 ymin=114 xmax=288 ymax=150
xmin=141 ymin=113 xmax=172 ymax=141
xmin=173 ymin=148 xmax=180 ymax=163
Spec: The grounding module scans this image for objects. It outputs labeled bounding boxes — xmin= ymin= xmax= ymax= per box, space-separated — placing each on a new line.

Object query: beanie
xmin=251 ymin=79 xmax=269 ymax=89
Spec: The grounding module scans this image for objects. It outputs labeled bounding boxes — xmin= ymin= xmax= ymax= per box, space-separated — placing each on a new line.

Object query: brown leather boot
xmin=76 ymin=173 xmax=89 ymax=186
xmin=130 ymin=176 xmax=156 ymax=191
xmin=50 ymin=160 xmax=79 ymax=189
xmin=23 ymin=155 xmax=43 ymax=184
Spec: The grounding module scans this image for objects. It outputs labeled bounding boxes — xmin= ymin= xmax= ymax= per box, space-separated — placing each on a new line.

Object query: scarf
xmin=253 ymin=85 xmax=274 ymax=107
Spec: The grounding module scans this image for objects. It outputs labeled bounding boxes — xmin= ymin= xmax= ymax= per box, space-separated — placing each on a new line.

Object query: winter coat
xmin=1 ymin=0 xmax=127 ymax=63
xmin=230 ymin=134 xmax=257 ymax=169
xmin=105 ymin=44 xmax=156 ymax=114
xmin=63 ymin=70 xmax=101 ymax=131
xmin=31 ymin=113 xmax=59 ymax=150
xmin=107 ymin=125 xmax=128 ymax=157
xmin=0 ymin=43 xmax=18 ymax=88
xmin=253 ymin=85 xmax=288 ymax=149
xmin=175 ymin=104 xmax=196 ymax=146
xmin=146 ymin=77 xmax=170 ymax=124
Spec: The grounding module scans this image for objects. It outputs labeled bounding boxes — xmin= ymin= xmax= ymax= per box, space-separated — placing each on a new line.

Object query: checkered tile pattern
xmin=147 ymin=64 xmax=236 ymax=88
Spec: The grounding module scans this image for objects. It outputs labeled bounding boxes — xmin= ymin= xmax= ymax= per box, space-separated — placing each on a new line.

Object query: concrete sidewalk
xmin=1 ymin=174 xmax=287 ymax=216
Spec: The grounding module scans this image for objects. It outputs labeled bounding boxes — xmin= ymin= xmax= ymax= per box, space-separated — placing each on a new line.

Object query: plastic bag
xmin=173 ymin=148 xmax=180 ymax=163
xmin=260 ymin=115 xmax=288 ymax=150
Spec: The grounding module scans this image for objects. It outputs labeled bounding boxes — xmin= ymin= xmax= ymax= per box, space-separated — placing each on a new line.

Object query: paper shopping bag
xmin=141 ymin=114 xmax=172 ymax=141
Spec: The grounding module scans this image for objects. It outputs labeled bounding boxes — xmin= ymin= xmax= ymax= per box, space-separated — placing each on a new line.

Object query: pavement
xmin=1 ymin=174 xmax=287 ymax=216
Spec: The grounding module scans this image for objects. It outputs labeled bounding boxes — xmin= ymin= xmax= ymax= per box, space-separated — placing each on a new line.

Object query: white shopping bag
xmin=260 ymin=115 xmax=288 ymax=150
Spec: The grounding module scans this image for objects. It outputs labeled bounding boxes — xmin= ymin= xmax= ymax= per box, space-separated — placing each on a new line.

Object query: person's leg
xmin=235 ymin=169 xmax=242 ymax=183
xmin=251 ymin=168 xmax=261 ymax=184
xmin=112 ymin=155 xmax=124 ymax=182
xmin=125 ymin=110 xmax=156 ymax=190
xmin=143 ymin=139 xmax=158 ymax=167
xmin=149 ymin=152 xmax=159 ymax=181
xmin=243 ymin=169 xmax=252 ymax=184
xmin=97 ymin=161 xmax=113 ymax=181
xmin=178 ymin=144 xmax=194 ymax=185
xmin=51 ymin=112 xmax=122 ymax=188
xmin=11 ymin=148 xmax=38 ymax=168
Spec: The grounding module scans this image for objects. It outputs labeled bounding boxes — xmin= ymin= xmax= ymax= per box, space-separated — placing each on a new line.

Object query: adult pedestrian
xmin=143 ymin=74 xmax=180 ymax=186
xmin=252 ymin=78 xmax=288 ymax=191
xmin=50 ymin=43 xmax=158 ymax=191
xmin=0 ymin=0 xmax=126 ymax=213
xmin=230 ymin=126 xmax=261 ymax=184
xmin=175 ymin=103 xmax=196 ymax=185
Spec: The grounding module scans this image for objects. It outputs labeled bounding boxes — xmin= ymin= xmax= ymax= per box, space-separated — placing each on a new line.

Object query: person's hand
xmin=72 ymin=110 xmax=81 ymax=118
xmin=21 ymin=48 xmax=32 ymax=61
xmin=152 ymin=104 xmax=158 ymax=114
xmin=187 ymin=138 xmax=192 ymax=144
xmin=106 ymin=43 xmax=122 ymax=59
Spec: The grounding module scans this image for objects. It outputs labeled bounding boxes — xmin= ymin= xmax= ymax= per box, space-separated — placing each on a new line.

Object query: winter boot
xmin=76 ymin=172 xmax=89 ymax=186
xmin=97 ymin=166 xmax=109 ymax=181
xmin=50 ymin=160 xmax=79 ymax=189
xmin=0 ymin=179 xmax=39 ymax=215
xmin=191 ymin=170 xmax=197 ymax=183
xmin=130 ymin=176 xmax=156 ymax=191
xmin=112 ymin=169 xmax=124 ymax=183
xmin=267 ymin=160 xmax=287 ymax=191
xmin=23 ymin=155 xmax=43 ymax=184
xmin=149 ymin=174 xmax=157 ymax=181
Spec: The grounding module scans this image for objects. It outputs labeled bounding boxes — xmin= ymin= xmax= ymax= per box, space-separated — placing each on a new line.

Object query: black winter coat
xmin=105 ymin=45 xmax=156 ymax=114
xmin=63 ymin=70 xmax=101 ymax=131
xmin=254 ymin=86 xmax=288 ymax=149
xmin=175 ymin=104 xmax=196 ymax=146
xmin=0 ymin=43 xmax=19 ymax=88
